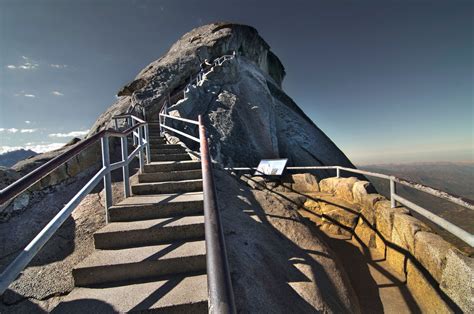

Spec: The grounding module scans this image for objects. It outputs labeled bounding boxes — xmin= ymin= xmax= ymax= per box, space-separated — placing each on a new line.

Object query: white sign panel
xmin=255 ymin=159 xmax=288 ymax=176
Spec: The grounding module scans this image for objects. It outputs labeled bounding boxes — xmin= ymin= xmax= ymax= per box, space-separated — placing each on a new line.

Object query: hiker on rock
xmin=200 ymin=59 xmax=212 ymax=71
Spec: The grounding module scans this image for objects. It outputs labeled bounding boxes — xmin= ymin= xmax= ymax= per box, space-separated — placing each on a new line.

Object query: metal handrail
xmin=198 ymin=115 xmax=236 ymax=313
xmin=0 ymin=123 xmax=144 ymax=205
xmin=158 ymin=110 xmax=235 ymax=312
xmin=0 ymin=115 xmax=150 ymax=295
xmin=227 ymin=165 xmax=474 ymax=246
xmin=188 ymin=53 xmax=236 ymax=91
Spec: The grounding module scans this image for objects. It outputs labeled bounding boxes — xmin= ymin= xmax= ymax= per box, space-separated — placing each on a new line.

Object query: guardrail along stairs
xmin=55 ymin=124 xmax=208 ymax=312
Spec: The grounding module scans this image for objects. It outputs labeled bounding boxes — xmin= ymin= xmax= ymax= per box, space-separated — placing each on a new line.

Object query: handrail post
xmin=198 ymin=115 xmax=235 ymax=314
xmin=390 ymin=176 xmax=397 ymax=208
xmin=144 ymin=123 xmax=151 ymax=163
xmin=114 ymin=118 xmax=119 ymax=130
xmin=121 ymin=136 xmax=130 ymax=198
xmin=131 ymin=118 xmax=137 ymax=146
xmin=101 ymin=136 xmax=112 ymax=223
xmin=138 ymin=126 xmax=145 ymax=173
xmin=159 ymin=107 xmax=163 ymax=135
xmin=336 ymin=166 xmax=340 ymax=178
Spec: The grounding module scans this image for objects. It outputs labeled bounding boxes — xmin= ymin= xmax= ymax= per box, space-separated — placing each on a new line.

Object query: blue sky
xmin=0 ymin=0 xmax=472 ymax=165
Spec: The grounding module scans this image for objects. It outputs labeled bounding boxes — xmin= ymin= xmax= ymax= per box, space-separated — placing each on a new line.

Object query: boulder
xmin=287 ymin=173 xmax=319 ymax=193
xmin=352 ymin=181 xmax=384 ymax=211
xmin=319 ymin=177 xmax=358 ymax=202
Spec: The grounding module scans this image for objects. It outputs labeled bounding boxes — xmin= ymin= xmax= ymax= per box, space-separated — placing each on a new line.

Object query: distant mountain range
xmin=0 ymin=149 xmax=38 ymax=168
xmin=359 ymin=161 xmax=474 ymax=255
xmin=360 ymin=161 xmax=474 ymax=199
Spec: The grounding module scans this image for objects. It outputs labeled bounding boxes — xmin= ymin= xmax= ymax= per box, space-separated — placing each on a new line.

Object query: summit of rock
xmin=90 ymin=22 xmax=355 ymax=171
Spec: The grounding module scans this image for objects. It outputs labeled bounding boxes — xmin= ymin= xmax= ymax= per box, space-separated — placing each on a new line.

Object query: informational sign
xmin=255 ymin=159 xmax=288 ymax=176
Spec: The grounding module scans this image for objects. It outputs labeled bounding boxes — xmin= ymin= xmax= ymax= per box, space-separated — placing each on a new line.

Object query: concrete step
xmin=149 ymin=140 xmax=166 ymax=144
xmin=144 ymin=160 xmax=201 ymax=173
xmin=138 ymin=169 xmax=202 ymax=183
xmin=132 ymin=179 xmax=203 ymax=195
xmin=108 ymin=192 xmax=203 ymax=222
xmin=151 ymin=148 xmax=187 ymax=155
xmin=94 ymin=216 xmax=205 ymax=249
xmin=73 ymin=240 xmax=206 ymax=287
xmin=151 ymin=153 xmax=191 ymax=162
xmin=53 ymin=274 xmax=208 ymax=313
xmin=151 ymin=144 xmax=185 ymax=150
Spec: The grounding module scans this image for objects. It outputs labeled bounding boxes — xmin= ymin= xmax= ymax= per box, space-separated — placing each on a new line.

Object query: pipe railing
xmin=159 ymin=111 xmax=235 ymax=313
xmin=226 ymin=165 xmax=474 ymax=247
xmin=198 ymin=116 xmax=236 ymax=314
xmin=191 ymin=53 xmax=236 ymax=90
xmin=0 ymin=115 xmax=150 ymax=295
xmin=113 ymin=114 xmax=150 ymax=163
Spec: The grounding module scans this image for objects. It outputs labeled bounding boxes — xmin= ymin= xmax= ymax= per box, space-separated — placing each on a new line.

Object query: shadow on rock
xmin=215 ymin=169 xmax=360 ymax=313
xmin=52 ymin=299 xmax=116 ymax=314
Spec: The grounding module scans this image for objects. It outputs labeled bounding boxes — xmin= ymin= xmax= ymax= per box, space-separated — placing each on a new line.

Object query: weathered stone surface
xmin=354 ymin=219 xmax=376 ymax=248
xmin=374 ymin=200 xmax=409 ymax=240
xmin=391 ymin=213 xmax=431 ymax=255
xmin=374 ymin=231 xmax=386 ymax=256
xmin=0 ymin=167 xmax=20 ymax=189
xmin=303 ymin=199 xmax=322 ymax=215
xmin=352 ymin=181 xmax=371 ymax=203
xmin=440 ymin=249 xmax=474 ymax=313
xmin=359 ymin=204 xmax=376 ymax=227
xmin=386 ymin=245 xmax=407 ymax=276
xmin=319 ymin=177 xmax=358 ymax=202
xmin=320 ymin=202 xmax=359 ymax=230
xmin=117 ymin=78 xmax=146 ymax=96
xmin=414 ymin=231 xmax=452 ymax=283
xmin=406 ymin=260 xmax=453 ymax=313
xmin=352 ymin=181 xmax=384 ymax=211
xmin=287 ymin=173 xmax=319 ymax=193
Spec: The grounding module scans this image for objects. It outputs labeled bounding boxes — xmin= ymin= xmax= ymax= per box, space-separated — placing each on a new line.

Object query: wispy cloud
xmin=51 ymin=91 xmax=64 ymax=96
xmin=6 ymin=56 xmax=39 ymax=70
xmin=48 ymin=130 xmax=89 ymax=138
xmin=0 ymin=143 xmax=66 ymax=154
xmin=25 ymin=120 xmax=31 ymax=124
xmin=50 ymin=64 xmax=68 ymax=69
xmin=0 ymin=128 xmax=38 ymax=134
xmin=14 ymin=91 xmax=36 ymax=98
xmin=20 ymin=129 xmax=37 ymax=133
xmin=0 ymin=128 xmax=19 ymax=133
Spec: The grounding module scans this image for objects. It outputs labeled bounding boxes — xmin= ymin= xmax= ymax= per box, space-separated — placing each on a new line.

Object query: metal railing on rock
xmin=227 ymin=165 xmax=474 ymax=247
xmin=0 ymin=114 xmax=150 ymax=295
xmin=160 ymin=53 xmax=237 ymax=115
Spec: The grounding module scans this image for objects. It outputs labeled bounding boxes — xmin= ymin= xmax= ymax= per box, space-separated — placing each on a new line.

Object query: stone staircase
xmin=54 ymin=123 xmax=208 ymax=313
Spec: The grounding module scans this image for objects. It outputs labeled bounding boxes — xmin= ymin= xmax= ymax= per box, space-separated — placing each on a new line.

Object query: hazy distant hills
xmin=360 ymin=162 xmax=474 ymax=200
xmin=0 ymin=149 xmax=38 ymax=168
xmin=359 ymin=161 xmax=474 ymax=255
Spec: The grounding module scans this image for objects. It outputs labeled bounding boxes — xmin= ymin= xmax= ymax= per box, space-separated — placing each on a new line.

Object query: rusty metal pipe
xmin=198 ymin=115 xmax=236 ymax=314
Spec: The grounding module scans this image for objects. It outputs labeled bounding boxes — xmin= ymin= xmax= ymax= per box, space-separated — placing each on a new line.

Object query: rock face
xmin=90 ymin=22 xmax=355 ymax=173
